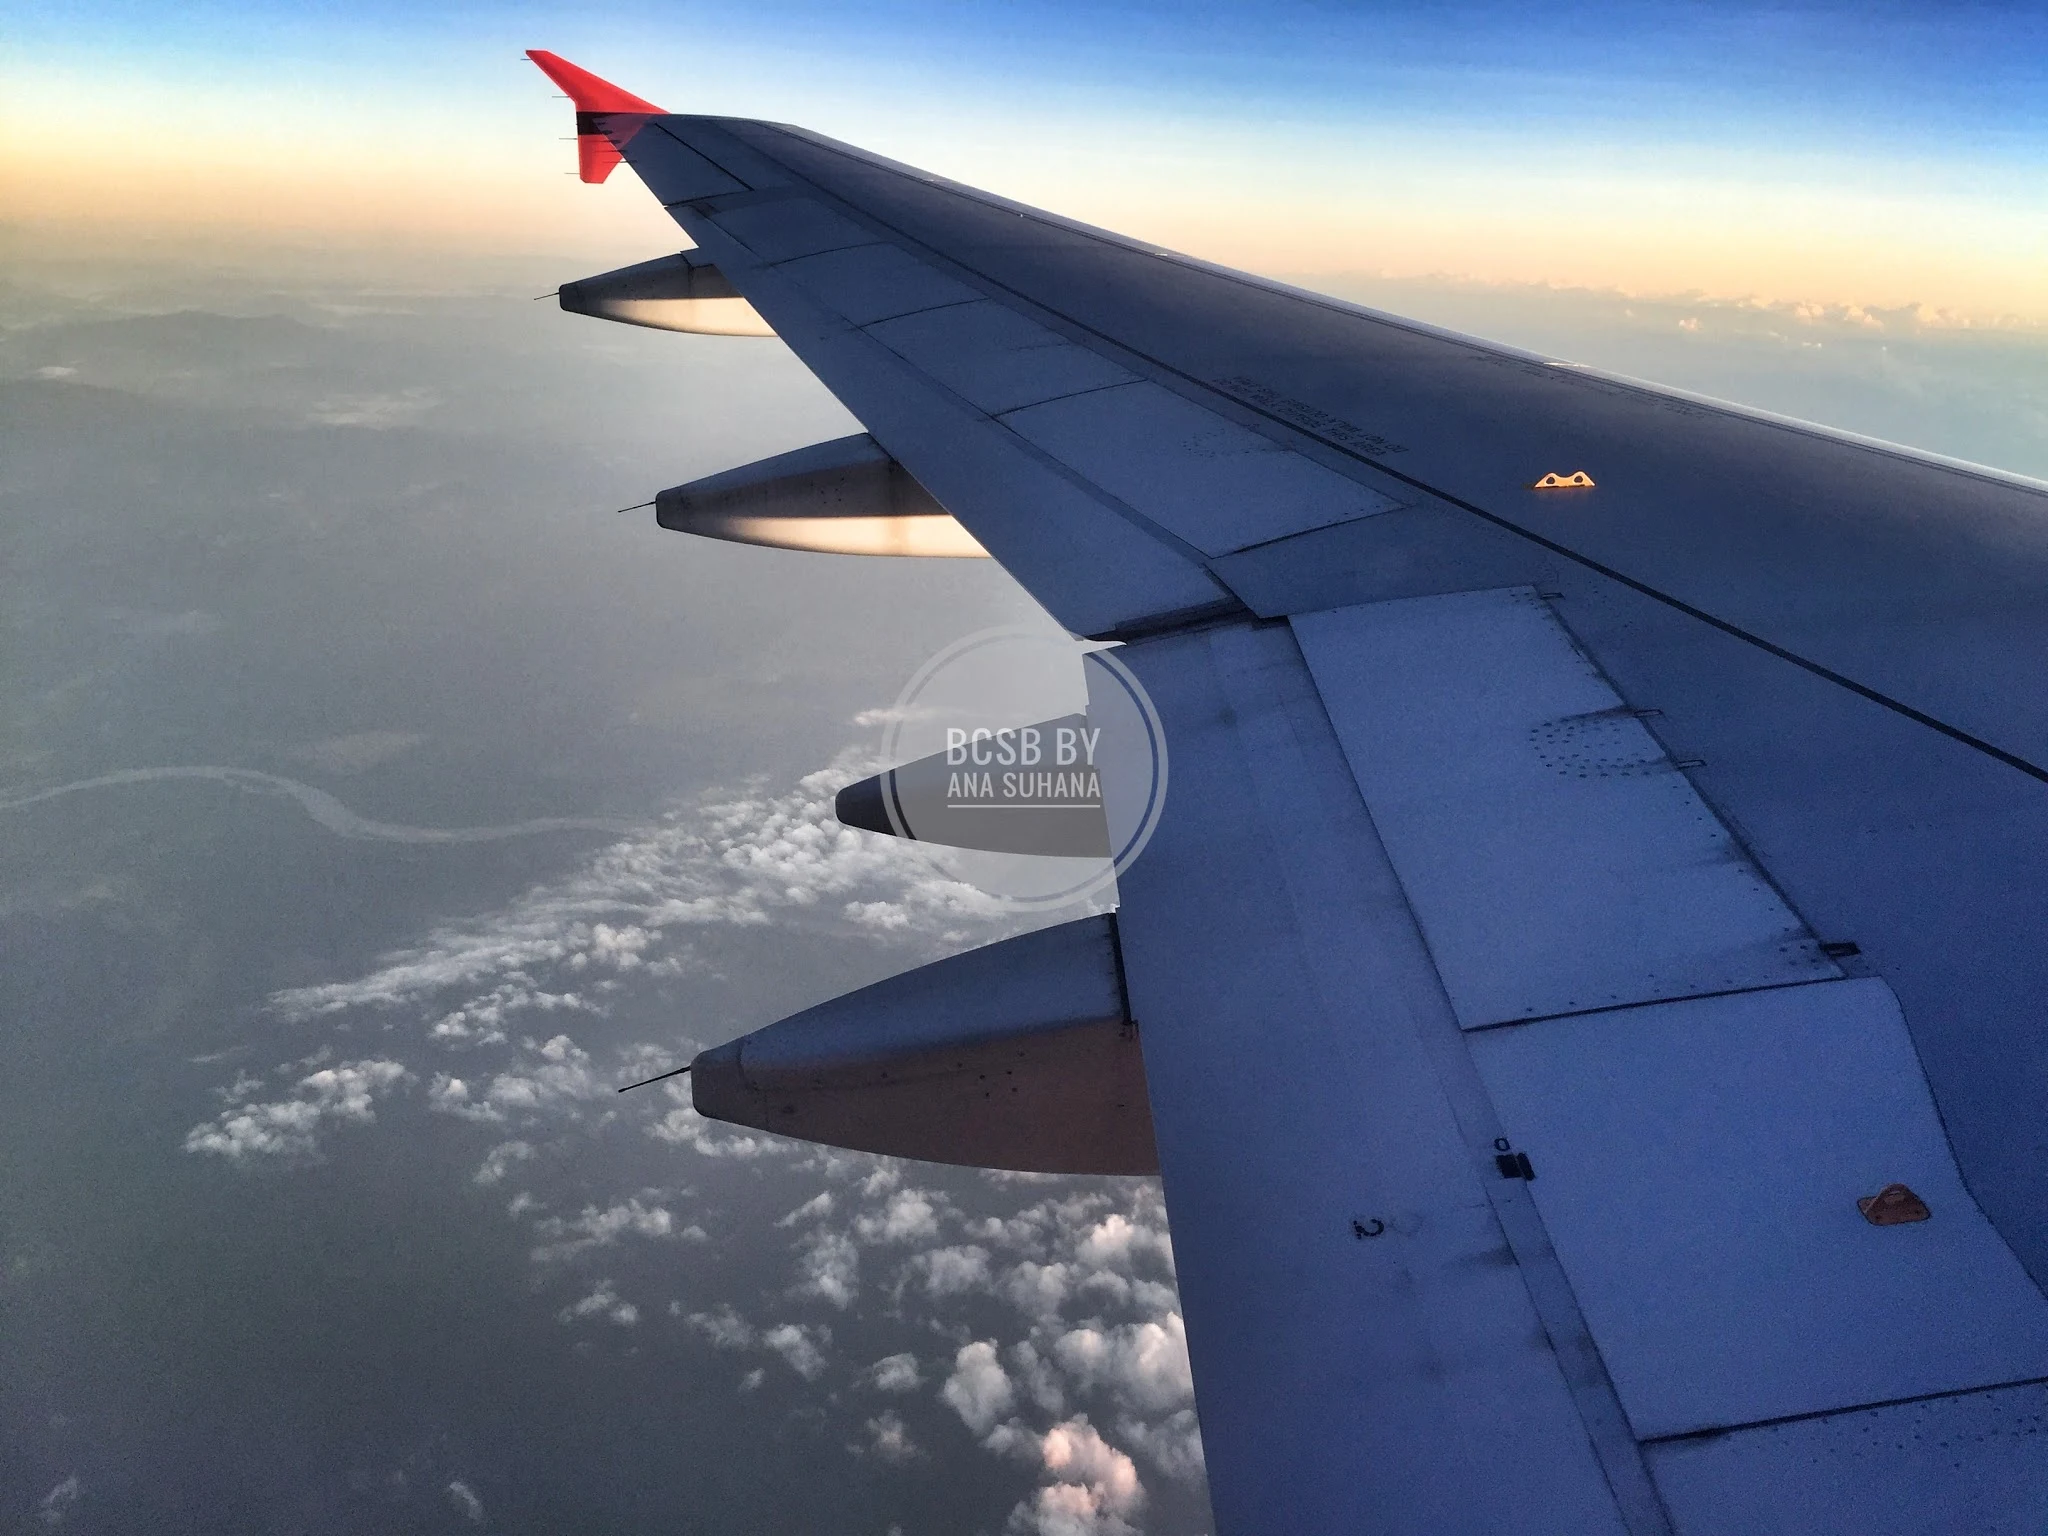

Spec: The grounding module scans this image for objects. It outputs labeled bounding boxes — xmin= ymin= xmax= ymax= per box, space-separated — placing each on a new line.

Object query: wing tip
xmin=524 ymin=50 xmax=666 ymax=115
xmin=525 ymin=49 xmax=666 ymax=183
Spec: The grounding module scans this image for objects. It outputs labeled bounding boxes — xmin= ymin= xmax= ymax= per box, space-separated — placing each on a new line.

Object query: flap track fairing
xmin=558 ymin=250 xmax=776 ymax=337
xmin=835 ymin=716 xmax=1113 ymax=857
xmin=689 ymin=915 xmax=1155 ymax=1173
xmin=654 ymin=433 xmax=988 ymax=557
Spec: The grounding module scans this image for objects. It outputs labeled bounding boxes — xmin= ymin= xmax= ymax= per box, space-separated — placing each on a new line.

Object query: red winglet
xmin=526 ymin=50 xmax=666 ymax=185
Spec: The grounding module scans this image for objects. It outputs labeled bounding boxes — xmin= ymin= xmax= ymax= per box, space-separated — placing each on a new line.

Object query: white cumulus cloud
xmin=1075 ymin=1213 xmax=1173 ymax=1274
xmin=869 ymin=1352 xmax=923 ymax=1392
xmin=1053 ymin=1317 xmax=1194 ymax=1415
xmin=649 ymin=1097 xmax=795 ymax=1161
xmin=684 ymin=1306 xmax=755 ymax=1350
xmin=183 ymin=1059 xmax=409 ymax=1161
xmin=763 ymin=1322 xmax=831 ymax=1381
xmin=862 ymin=1409 xmax=922 ymax=1463
xmin=905 ymin=1244 xmax=992 ymax=1298
xmin=445 ymin=1480 xmax=485 ymax=1524
xmin=776 ymin=1191 xmax=835 ymax=1227
xmin=855 ymin=1188 xmax=943 ymax=1245
xmin=1114 ymin=1408 xmax=1206 ymax=1484
xmin=558 ymin=1281 xmax=639 ymax=1327
xmin=943 ymin=1340 xmax=1016 ymax=1437
xmin=263 ymin=756 xmax=999 ymax=1037
xmin=790 ymin=1228 xmax=860 ymax=1309
xmin=37 ymin=1475 xmax=81 ymax=1529
xmin=1008 ymin=1417 xmax=1145 ymax=1536
xmin=530 ymin=1196 xmax=676 ymax=1263
xmin=472 ymin=1139 xmax=535 ymax=1186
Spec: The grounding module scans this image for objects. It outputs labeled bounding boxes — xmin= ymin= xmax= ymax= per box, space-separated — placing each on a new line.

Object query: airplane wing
xmin=528 ymin=52 xmax=2048 ymax=1535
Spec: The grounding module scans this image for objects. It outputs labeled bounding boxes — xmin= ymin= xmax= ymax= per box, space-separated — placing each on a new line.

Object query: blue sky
xmin=14 ymin=0 xmax=2047 ymax=145
xmin=6 ymin=3 xmax=2046 ymax=307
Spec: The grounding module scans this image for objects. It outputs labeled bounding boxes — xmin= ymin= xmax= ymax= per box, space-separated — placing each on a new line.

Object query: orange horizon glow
xmin=4 ymin=70 xmax=2043 ymax=324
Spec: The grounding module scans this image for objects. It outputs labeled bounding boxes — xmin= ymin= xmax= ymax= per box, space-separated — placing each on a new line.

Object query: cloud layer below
xmin=176 ymin=753 xmax=1209 ymax=1531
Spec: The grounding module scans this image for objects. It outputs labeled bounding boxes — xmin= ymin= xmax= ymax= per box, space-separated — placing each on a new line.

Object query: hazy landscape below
xmin=5 ymin=222 xmax=2047 ymax=1534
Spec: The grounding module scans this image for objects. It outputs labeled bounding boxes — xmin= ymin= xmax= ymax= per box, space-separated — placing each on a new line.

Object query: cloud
xmin=1002 ymin=1260 xmax=1073 ymax=1321
xmin=905 ymin=1244 xmax=992 ymax=1298
xmin=790 ymin=1229 xmax=860 ymax=1309
xmin=425 ymin=1030 xmax=613 ymax=1125
xmin=1052 ymin=1317 xmax=1193 ymax=1415
xmin=684 ymin=1306 xmax=755 ymax=1350
xmin=472 ymin=1139 xmax=535 ymax=1186
xmin=868 ymin=1352 xmax=922 ymax=1393
xmin=855 ymin=1189 xmax=943 ymax=1245
xmin=650 ymin=1098 xmax=795 ymax=1160
xmin=862 ymin=1409 xmax=923 ymax=1463
xmin=427 ymin=984 xmax=595 ymax=1045
xmin=445 ymin=1480 xmax=485 ymax=1524
xmin=874 ymin=1178 xmax=1211 ymax=1502
xmin=530 ymin=1196 xmax=676 ymax=1263
xmin=558 ymin=1281 xmax=638 ymax=1326
xmin=430 ymin=1075 xmax=496 ymax=1121
xmin=762 ymin=1322 xmax=831 ymax=1381
xmin=859 ymin=1166 xmax=901 ymax=1197
xmin=1009 ymin=1479 xmax=1138 ymax=1536
xmin=263 ymin=755 xmax=999 ymax=1036
xmin=1074 ymin=1213 xmax=1173 ymax=1274
xmin=304 ymin=386 xmax=438 ymax=427
xmin=943 ymin=1340 xmax=1016 ymax=1437
xmin=472 ymin=1034 xmax=606 ymax=1118
xmin=1007 ymin=1418 xmax=1145 ymax=1536
xmin=983 ymin=1418 xmax=1044 ymax=1462
xmin=776 ymin=1191 xmax=834 ymax=1227
xmin=1007 ymin=1341 xmax=1069 ymax=1417
xmin=1113 ymin=1408 xmax=1206 ymax=1485
xmin=182 ymin=1059 xmax=408 ymax=1161
xmin=37 ymin=1475 xmax=80 ymax=1529
xmin=163 ymin=749 xmax=1213 ymax=1515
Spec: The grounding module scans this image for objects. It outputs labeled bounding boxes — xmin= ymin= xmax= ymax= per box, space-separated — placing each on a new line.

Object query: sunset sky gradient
xmin=7 ymin=0 xmax=2047 ymax=318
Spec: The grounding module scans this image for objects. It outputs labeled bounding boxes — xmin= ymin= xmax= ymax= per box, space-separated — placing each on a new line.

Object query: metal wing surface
xmin=533 ymin=54 xmax=2048 ymax=1536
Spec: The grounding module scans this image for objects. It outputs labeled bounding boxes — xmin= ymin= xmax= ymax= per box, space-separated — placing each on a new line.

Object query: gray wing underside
xmin=605 ymin=112 xmax=2048 ymax=1535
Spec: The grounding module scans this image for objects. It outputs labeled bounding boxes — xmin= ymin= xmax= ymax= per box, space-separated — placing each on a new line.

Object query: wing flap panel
xmin=1298 ymin=586 xmax=1837 ymax=1027
xmin=1473 ymin=979 xmax=2048 ymax=1439
xmin=711 ymin=196 xmax=879 ymax=262
xmin=1002 ymin=381 xmax=1404 ymax=556
xmin=1111 ymin=621 xmax=1648 ymax=1534
xmin=617 ymin=120 xmax=747 ymax=204
xmin=1646 ymin=1382 xmax=2048 ymax=1535
xmin=775 ymin=242 xmax=986 ymax=326
xmin=866 ymin=300 xmax=1139 ymax=416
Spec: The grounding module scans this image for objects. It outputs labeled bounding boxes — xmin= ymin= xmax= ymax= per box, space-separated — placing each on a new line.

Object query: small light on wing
xmin=1859 ymin=1183 xmax=1932 ymax=1225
